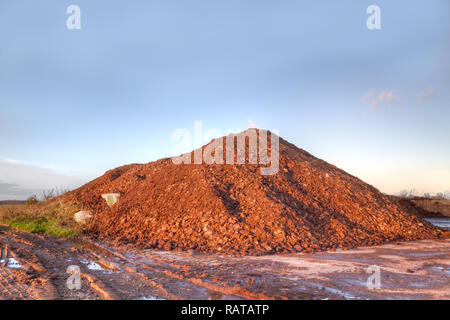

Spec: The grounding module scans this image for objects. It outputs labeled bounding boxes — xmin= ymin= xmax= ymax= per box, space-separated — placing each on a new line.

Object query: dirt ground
xmin=0 ymin=224 xmax=448 ymax=300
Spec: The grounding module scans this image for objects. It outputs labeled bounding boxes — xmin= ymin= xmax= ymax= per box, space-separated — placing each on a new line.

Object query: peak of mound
xmin=66 ymin=129 xmax=444 ymax=254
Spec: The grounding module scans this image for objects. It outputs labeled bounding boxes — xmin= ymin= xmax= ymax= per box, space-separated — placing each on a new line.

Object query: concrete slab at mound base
xmin=74 ymin=211 xmax=92 ymax=224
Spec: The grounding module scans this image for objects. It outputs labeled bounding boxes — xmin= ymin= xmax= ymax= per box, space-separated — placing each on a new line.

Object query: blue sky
xmin=0 ymin=0 xmax=449 ymax=199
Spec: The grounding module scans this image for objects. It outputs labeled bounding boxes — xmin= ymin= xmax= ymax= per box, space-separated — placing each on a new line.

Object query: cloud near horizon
xmin=0 ymin=160 xmax=89 ymax=200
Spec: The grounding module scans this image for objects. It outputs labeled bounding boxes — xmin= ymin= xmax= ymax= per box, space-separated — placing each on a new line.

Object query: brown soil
xmin=65 ymin=129 xmax=444 ymax=255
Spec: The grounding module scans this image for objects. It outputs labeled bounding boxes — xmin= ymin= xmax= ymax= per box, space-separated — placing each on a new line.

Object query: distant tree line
xmin=398 ymin=189 xmax=450 ymax=200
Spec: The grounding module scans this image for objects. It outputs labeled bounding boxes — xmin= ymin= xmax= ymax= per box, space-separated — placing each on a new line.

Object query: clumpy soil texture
xmin=66 ymin=129 xmax=445 ymax=255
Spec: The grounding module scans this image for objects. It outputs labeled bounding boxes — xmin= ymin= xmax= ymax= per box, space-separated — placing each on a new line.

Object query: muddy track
xmin=0 ymin=225 xmax=179 ymax=300
xmin=0 ymin=225 xmax=300 ymax=300
xmin=2 ymin=225 xmax=447 ymax=300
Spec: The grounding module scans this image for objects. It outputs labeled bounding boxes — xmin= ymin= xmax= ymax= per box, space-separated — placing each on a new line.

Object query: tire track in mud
xmin=72 ymin=239 xmax=261 ymax=299
xmin=0 ymin=269 xmax=31 ymax=299
xmin=0 ymin=226 xmax=102 ymax=299
xmin=94 ymin=242 xmax=340 ymax=300
xmin=123 ymin=251 xmax=279 ymax=299
xmin=1 ymin=235 xmax=67 ymax=299
xmin=81 ymin=239 xmax=280 ymax=299
xmin=0 ymin=269 xmax=18 ymax=299
xmin=0 ymin=226 xmax=328 ymax=300
xmin=135 ymin=257 xmax=275 ymax=299
xmin=0 ymin=246 xmax=35 ymax=299
xmin=2 ymin=225 xmax=448 ymax=300
xmin=0 ymin=226 xmax=191 ymax=300
xmin=75 ymin=239 xmax=239 ymax=300
xmin=70 ymin=240 xmax=172 ymax=299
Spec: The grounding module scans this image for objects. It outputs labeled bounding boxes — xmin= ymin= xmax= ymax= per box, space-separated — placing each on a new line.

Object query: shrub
xmin=26 ymin=195 xmax=39 ymax=206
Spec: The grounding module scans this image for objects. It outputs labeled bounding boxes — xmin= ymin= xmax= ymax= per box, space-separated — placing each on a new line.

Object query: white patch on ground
xmin=87 ymin=261 xmax=104 ymax=271
xmin=80 ymin=259 xmax=105 ymax=271
xmin=4 ymin=258 xmax=22 ymax=268
xmin=137 ymin=296 xmax=164 ymax=300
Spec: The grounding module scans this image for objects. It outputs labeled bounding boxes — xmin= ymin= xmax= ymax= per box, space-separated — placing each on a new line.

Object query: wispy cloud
xmin=3 ymin=158 xmax=19 ymax=164
xmin=361 ymin=89 xmax=402 ymax=110
xmin=247 ymin=118 xmax=257 ymax=128
xmin=416 ymin=87 xmax=435 ymax=103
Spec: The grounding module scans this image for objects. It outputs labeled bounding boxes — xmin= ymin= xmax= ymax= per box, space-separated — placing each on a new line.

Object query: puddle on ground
xmin=137 ymin=295 xmax=164 ymax=300
xmin=86 ymin=261 xmax=103 ymax=271
xmin=424 ymin=218 xmax=450 ymax=230
xmin=79 ymin=259 xmax=115 ymax=274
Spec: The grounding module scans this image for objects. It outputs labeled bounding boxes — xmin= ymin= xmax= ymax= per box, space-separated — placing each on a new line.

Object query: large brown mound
xmin=66 ymin=129 xmax=444 ymax=254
